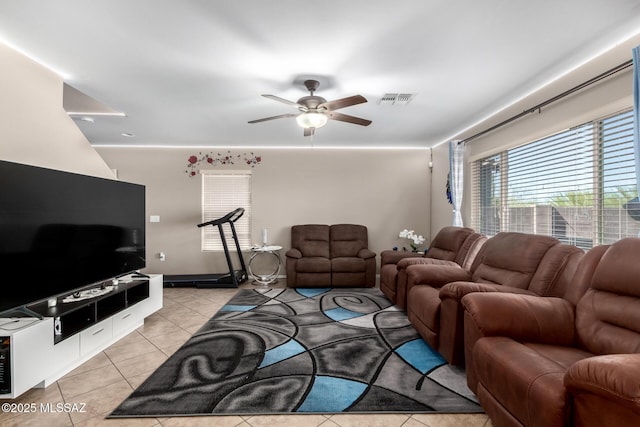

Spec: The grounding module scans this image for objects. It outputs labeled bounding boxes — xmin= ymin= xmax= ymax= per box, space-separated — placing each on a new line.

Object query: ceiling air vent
xmin=378 ymin=93 xmax=416 ymax=105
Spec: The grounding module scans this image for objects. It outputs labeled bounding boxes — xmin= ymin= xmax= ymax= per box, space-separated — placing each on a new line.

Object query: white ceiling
xmin=2 ymin=0 xmax=640 ymax=148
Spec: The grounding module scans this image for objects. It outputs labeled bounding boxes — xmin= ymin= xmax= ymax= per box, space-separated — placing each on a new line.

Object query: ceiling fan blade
xmin=304 ymin=127 xmax=315 ymax=137
xmin=248 ymin=113 xmax=298 ymax=124
xmin=319 ymin=95 xmax=367 ymax=111
xmin=327 ymin=111 xmax=372 ymax=126
xmin=262 ymin=94 xmax=304 ymax=109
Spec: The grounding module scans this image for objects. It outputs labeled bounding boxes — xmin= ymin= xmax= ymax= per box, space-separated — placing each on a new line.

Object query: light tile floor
xmin=0 ymin=284 xmax=493 ymax=427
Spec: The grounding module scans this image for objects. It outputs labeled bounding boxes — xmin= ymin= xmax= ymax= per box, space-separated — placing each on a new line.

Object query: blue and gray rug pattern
xmin=110 ymin=288 xmax=481 ymax=417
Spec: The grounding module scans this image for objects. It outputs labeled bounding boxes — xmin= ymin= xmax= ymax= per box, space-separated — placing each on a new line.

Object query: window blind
xmin=600 ymin=110 xmax=637 ymax=244
xmin=201 ymin=170 xmax=252 ymax=251
xmin=472 ymin=109 xmax=637 ymax=249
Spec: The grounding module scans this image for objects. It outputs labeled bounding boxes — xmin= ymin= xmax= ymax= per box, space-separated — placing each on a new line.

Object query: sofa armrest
xmin=358 ymin=248 xmax=376 ymax=259
xmin=397 ymin=257 xmax=458 ymax=270
xmin=461 ymin=292 xmax=575 ymax=345
xmin=285 ymin=248 xmax=302 ymax=259
xmin=566 ymin=354 xmax=640 ymax=401
xmin=406 ymin=264 xmax=471 ymax=288
xmin=565 ymin=354 xmax=640 ymax=423
xmin=380 ymin=250 xmax=423 ymax=266
xmin=441 ymin=281 xmax=538 ymax=299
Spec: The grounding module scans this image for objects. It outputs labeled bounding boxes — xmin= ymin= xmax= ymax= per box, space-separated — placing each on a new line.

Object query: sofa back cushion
xmin=576 ymin=238 xmax=640 ymax=355
xmin=564 ymin=244 xmax=609 ymax=306
xmin=458 ymin=233 xmax=487 ymax=270
xmin=426 ymin=226 xmax=475 ymax=263
xmin=470 ymin=232 xmax=559 ymax=289
xmin=527 ymin=244 xmax=584 ymax=297
xmin=291 ymin=224 xmax=330 ymax=258
xmin=330 ymin=224 xmax=368 ymax=258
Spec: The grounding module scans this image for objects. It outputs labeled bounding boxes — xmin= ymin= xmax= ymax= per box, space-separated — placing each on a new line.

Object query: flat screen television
xmin=0 ymin=160 xmax=146 ymax=316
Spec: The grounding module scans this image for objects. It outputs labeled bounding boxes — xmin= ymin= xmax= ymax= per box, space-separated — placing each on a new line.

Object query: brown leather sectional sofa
xmin=405 ymin=232 xmax=584 ymax=365
xmin=380 ymin=226 xmax=485 ymax=310
xmin=463 ymin=238 xmax=640 ymax=427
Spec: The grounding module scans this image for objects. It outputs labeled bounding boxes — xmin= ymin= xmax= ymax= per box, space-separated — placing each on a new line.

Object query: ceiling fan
xmin=248 ymin=79 xmax=371 ymax=136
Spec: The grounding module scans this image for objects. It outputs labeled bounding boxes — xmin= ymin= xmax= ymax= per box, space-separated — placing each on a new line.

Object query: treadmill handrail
xmin=197 ymin=207 xmax=245 ymax=228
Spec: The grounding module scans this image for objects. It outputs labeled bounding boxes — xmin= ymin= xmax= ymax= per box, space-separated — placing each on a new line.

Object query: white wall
xmin=96 ymin=147 xmax=432 ymax=275
xmin=0 ymin=43 xmax=113 ymax=178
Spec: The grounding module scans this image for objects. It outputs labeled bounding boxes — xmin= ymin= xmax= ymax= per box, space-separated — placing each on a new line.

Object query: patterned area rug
xmin=110 ymin=288 xmax=481 ymax=417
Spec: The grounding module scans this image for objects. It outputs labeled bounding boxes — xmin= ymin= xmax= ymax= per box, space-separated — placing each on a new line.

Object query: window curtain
xmin=449 ymin=140 xmax=465 ymax=226
xmin=634 ymin=45 xmax=640 ymax=200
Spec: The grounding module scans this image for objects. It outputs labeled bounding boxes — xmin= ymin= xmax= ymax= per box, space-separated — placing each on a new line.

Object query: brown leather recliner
xmin=406 ymin=232 xmax=584 ymax=365
xmin=394 ymin=232 xmax=485 ymax=311
xmin=286 ymin=224 xmax=376 ymax=287
xmin=379 ymin=226 xmax=484 ymax=309
xmin=463 ymin=238 xmax=640 ymax=427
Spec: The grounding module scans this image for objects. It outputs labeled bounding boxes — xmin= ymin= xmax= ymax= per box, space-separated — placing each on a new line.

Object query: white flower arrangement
xmin=399 ymin=229 xmax=426 ymax=252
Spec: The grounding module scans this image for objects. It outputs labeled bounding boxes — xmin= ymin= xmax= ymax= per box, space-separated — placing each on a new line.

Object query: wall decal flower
xmin=186 ymin=151 xmax=262 ymax=177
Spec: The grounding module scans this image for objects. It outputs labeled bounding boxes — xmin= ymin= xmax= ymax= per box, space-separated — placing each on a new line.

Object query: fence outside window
xmin=471 ymin=109 xmax=638 ymax=249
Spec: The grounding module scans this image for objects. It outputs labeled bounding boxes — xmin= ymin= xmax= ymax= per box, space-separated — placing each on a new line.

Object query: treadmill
xmin=163 ymin=208 xmax=249 ymax=288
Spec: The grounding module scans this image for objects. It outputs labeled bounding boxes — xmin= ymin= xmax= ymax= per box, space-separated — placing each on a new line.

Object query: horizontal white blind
xmin=471 ymin=153 xmax=501 ymax=236
xmin=201 ymin=171 xmax=251 ymax=251
xmin=472 ymin=109 xmax=637 ymax=249
xmin=600 ymin=110 xmax=637 ymax=244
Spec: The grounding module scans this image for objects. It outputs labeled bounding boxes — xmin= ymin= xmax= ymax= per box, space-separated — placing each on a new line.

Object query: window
xmin=201 ymin=170 xmax=252 ymax=251
xmin=472 ymin=109 xmax=637 ymax=249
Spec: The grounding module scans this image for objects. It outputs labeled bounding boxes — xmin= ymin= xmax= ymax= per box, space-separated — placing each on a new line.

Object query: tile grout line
xmin=54 ymin=381 xmax=75 ymax=426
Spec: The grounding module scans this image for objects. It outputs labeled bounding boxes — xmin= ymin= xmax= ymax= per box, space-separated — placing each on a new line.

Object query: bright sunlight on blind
xmin=472 ymin=109 xmax=637 ymax=249
xmin=201 ymin=170 xmax=251 ymax=251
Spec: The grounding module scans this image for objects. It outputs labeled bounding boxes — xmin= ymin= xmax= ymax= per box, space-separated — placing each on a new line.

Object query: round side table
xmin=248 ymin=245 xmax=283 ymax=286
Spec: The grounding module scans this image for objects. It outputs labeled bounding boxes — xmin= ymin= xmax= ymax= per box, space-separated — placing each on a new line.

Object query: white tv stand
xmin=0 ymin=274 xmax=163 ymax=399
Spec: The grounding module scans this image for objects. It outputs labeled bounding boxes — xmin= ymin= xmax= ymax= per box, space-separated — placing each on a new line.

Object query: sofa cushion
xmin=528 ymin=244 xmax=584 ymax=297
xmin=330 ymin=224 xmax=368 ymax=258
xmin=291 ymin=224 xmax=330 ymax=258
xmin=576 ymin=239 xmax=640 ymax=355
xmin=295 ymin=257 xmax=331 ymax=273
xmin=475 ymin=337 xmax=592 ymax=427
xmin=331 ymin=257 xmax=366 ymax=273
xmin=426 ymin=226 xmax=475 ymax=262
xmin=459 ymin=235 xmax=487 ymax=270
xmin=470 ymin=232 xmax=559 ymax=289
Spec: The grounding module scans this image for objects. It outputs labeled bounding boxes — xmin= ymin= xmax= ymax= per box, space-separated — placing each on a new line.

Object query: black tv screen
xmin=0 ymin=160 xmax=146 ymax=315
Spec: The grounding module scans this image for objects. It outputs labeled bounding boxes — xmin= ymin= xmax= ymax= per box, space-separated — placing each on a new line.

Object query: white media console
xmin=0 ymin=274 xmax=163 ymax=399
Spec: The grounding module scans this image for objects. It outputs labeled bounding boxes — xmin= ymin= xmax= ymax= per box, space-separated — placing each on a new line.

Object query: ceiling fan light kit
xmin=249 ymin=79 xmax=371 ymax=136
xmin=296 ymin=112 xmax=328 ymax=129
